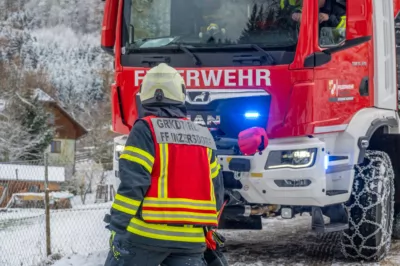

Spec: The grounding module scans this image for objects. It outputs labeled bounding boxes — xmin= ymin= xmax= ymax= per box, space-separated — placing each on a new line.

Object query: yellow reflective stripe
xmin=120 ymin=153 xmax=153 ymax=173
xmin=112 ymin=202 xmax=137 ymax=215
xmin=210 ymin=182 xmax=216 ymax=202
xmin=208 ymin=148 xmax=212 ymax=161
xmin=209 ymin=148 xmax=220 ymax=179
xmin=208 ymin=148 xmax=216 ymax=201
xmin=210 ymin=160 xmax=217 ymax=169
xmin=143 ymin=215 xmax=217 ymax=224
xmin=144 ymin=197 xmax=215 ymax=205
xmin=131 ymin=217 xmax=202 ymax=233
xmin=158 ymin=143 xmax=169 ymax=198
xmin=111 ymin=194 xmax=142 ymax=216
xmin=210 ymin=166 xmax=216 ymax=202
xmin=143 ymin=198 xmax=216 ymax=210
xmin=144 ymin=210 xmax=216 ymax=217
xmin=211 ymin=164 xmax=221 ymax=179
xmin=142 ymin=211 xmax=218 ymax=225
xmin=127 ymin=218 xmax=205 ymax=243
xmin=124 ymin=146 xmax=154 ymax=163
xmin=116 ymin=194 xmax=141 ymax=207
xmin=143 ymin=203 xmax=216 ymax=211
xmin=336 ymin=16 xmax=346 ymax=29
xmin=184 ymin=225 xmax=194 ymax=228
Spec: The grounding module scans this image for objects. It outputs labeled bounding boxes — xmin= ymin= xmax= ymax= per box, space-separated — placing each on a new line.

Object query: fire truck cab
xmin=102 ymin=0 xmax=400 ymax=261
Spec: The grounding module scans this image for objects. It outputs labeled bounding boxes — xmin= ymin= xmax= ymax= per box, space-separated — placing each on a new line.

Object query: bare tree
xmin=72 ymin=162 xmax=106 ymax=205
xmin=76 ymin=68 xmax=114 ymax=169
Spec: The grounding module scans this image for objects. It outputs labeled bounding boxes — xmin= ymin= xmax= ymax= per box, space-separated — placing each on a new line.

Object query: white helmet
xmin=139 ymin=63 xmax=186 ymax=106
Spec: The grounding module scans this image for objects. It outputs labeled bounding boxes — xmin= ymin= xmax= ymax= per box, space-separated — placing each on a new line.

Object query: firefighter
xmin=319 ymin=0 xmax=346 ymax=44
xmin=280 ymin=0 xmax=302 ymax=22
xmin=104 ymin=63 xmax=225 ymax=266
xmin=321 ymin=0 xmax=346 ymax=30
xmin=281 ymin=0 xmax=333 ymax=24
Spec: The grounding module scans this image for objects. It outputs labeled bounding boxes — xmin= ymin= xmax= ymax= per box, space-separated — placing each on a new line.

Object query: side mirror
xmin=238 ymin=127 xmax=269 ymax=155
xmin=304 ymin=35 xmax=371 ymax=67
xmin=101 ymin=0 xmax=119 ymax=56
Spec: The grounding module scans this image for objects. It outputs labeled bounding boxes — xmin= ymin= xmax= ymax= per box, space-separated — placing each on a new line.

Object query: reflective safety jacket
xmin=109 ymin=115 xmax=224 ymax=251
xmin=139 ymin=115 xmax=219 ymax=227
xmin=335 ymin=16 xmax=346 ymax=29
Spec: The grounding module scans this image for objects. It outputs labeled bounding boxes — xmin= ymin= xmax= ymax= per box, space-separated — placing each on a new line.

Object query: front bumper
xmin=218 ymin=137 xmax=354 ymax=207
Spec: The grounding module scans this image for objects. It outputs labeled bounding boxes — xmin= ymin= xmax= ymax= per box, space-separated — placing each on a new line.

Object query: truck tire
xmin=341 ymin=150 xmax=394 ymax=261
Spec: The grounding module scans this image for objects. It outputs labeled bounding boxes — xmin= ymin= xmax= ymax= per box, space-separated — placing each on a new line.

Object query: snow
xmin=0 ymin=199 xmax=111 ymax=266
xmin=0 ymin=163 xmax=65 ymax=182
xmin=3 ymin=207 xmax=400 ymax=266
xmin=51 ymin=251 xmax=107 ymax=266
xmin=48 ymin=214 xmax=400 ymax=266
xmin=0 ymin=0 xmax=112 ymax=122
xmin=33 ymin=88 xmax=56 ymax=103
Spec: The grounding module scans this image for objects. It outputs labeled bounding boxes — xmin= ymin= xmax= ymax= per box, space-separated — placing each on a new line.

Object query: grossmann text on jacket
xmin=151 ymin=118 xmax=216 ymax=149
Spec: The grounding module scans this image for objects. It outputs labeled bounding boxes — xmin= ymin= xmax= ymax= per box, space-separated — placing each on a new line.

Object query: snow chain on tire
xmin=341 ymin=150 xmax=394 ymax=261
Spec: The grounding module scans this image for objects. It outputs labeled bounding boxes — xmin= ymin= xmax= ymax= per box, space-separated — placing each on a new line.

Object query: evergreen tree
xmin=238 ymin=2 xmax=296 ymax=44
xmin=12 ymin=90 xmax=54 ymax=161
xmin=238 ymin=4 xmax=260 ymax=44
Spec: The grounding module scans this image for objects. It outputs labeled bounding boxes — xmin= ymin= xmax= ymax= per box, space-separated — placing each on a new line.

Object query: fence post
xmin=44 ymin=153 xmax=52 ymax=256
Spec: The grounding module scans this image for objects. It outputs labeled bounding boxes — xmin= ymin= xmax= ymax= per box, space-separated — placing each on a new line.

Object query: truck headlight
xmin=265 ymin=148 xmax=317 ymax=169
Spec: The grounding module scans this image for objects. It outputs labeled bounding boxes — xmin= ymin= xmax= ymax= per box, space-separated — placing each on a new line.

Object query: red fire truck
xmin=102 ymin=0 xmax=400 ymax=262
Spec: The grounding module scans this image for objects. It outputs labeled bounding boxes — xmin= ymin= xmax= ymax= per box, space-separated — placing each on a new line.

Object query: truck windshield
xmin=125 ymin=0 xmax=301 ymax=49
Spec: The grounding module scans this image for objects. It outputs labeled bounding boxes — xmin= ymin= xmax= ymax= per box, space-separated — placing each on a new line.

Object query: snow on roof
xmin=32 ymin=88 xmax=88 ymax=137
xmin=12 ymin=191 xmax=74 ymax=199
xmin=32 ymin=88 xmax=56 ymax=103
xmin=0 ymin=163 xmax=65 ymax=182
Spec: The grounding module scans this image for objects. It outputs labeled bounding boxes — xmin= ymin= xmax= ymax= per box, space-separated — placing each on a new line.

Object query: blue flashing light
xmin=324 ymin=155 xmax=329 ymax=170
xmin=245 ymin=112 xmax=260 ymax=119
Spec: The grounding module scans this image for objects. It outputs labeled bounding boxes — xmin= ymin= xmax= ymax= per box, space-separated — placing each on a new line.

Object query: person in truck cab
xmin=282 ymin=0 xmax=333 ymax=24
xmin=280 ymin=0 xmax=302 ymax=21
xmin=104 ymin=63 xmax=225 ymax=266
xmin=319 ymin=0 xmax=346 ymax=45
xmin=321 ymin=0 xmax=346 ymax=29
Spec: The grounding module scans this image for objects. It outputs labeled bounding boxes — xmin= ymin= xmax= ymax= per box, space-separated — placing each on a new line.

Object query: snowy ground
xmin=2 ymin=195 xmax=400 ymax=266
xmin=0 ymin=193 xmax=111 ymax=266
xmin=50 ymin=215 xmax=400 ymax=266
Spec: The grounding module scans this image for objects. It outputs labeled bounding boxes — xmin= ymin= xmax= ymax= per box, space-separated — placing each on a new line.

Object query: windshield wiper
xmin=126 ymin=43 xmax=202 ymax=66
xmin=171 ymin=44 xmax=202 ymax=66
xmin=221 ymin=44 xmax=276 ymax=65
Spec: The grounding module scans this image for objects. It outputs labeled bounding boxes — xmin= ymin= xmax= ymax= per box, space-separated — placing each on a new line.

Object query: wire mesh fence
xmin=0 ymin=157 xmax=115 ymax=266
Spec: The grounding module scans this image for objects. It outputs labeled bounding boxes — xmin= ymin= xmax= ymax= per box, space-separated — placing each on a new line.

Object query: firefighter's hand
xmin=291 ymin=12 xmax=301 ymax=22
xmin=109 ymin=231 xmax=121 ymax=260
xmin=319 ymin=13 xmax=329 ymax=23
xmin=205 ymin=228 xmax=225 ymax=251
xmin=109 ymin=231 xmax=129 ymax=260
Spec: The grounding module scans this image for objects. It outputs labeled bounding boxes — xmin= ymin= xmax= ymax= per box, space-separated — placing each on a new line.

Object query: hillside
xmin=0 ymin=0 xmax=112 ymax=120
xmin=0 ymin=0 xmax=114 ymax=163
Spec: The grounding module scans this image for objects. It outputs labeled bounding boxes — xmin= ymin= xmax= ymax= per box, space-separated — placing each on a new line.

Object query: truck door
xmin=312 ymin=0 xmax=372 ymax=133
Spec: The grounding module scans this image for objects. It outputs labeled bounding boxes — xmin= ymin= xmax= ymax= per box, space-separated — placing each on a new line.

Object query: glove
xmin=109 ymin=231 xmax=121 ymax=260
xmin=109 ymin=230 xmax=130 ymax=260
xmin=205 ymin=228 xmax=225 ymax=251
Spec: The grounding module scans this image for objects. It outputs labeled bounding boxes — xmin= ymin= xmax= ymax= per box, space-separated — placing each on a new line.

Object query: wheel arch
xmin=357 ymin=117 xmax=398 ymax=163
xmin=333 ymin=108 xmax=399 ymax=166
xmin=367 ymin=120 xmax=400 ymax=207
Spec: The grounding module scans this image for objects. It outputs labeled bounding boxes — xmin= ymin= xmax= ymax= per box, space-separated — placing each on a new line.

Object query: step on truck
xmin=102 ymin=0 xmax=400 ymax=261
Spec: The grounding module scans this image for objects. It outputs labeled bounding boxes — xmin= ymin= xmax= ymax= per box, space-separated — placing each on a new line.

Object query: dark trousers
xmin=104 ymin=246 xmax=207 ymax=266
